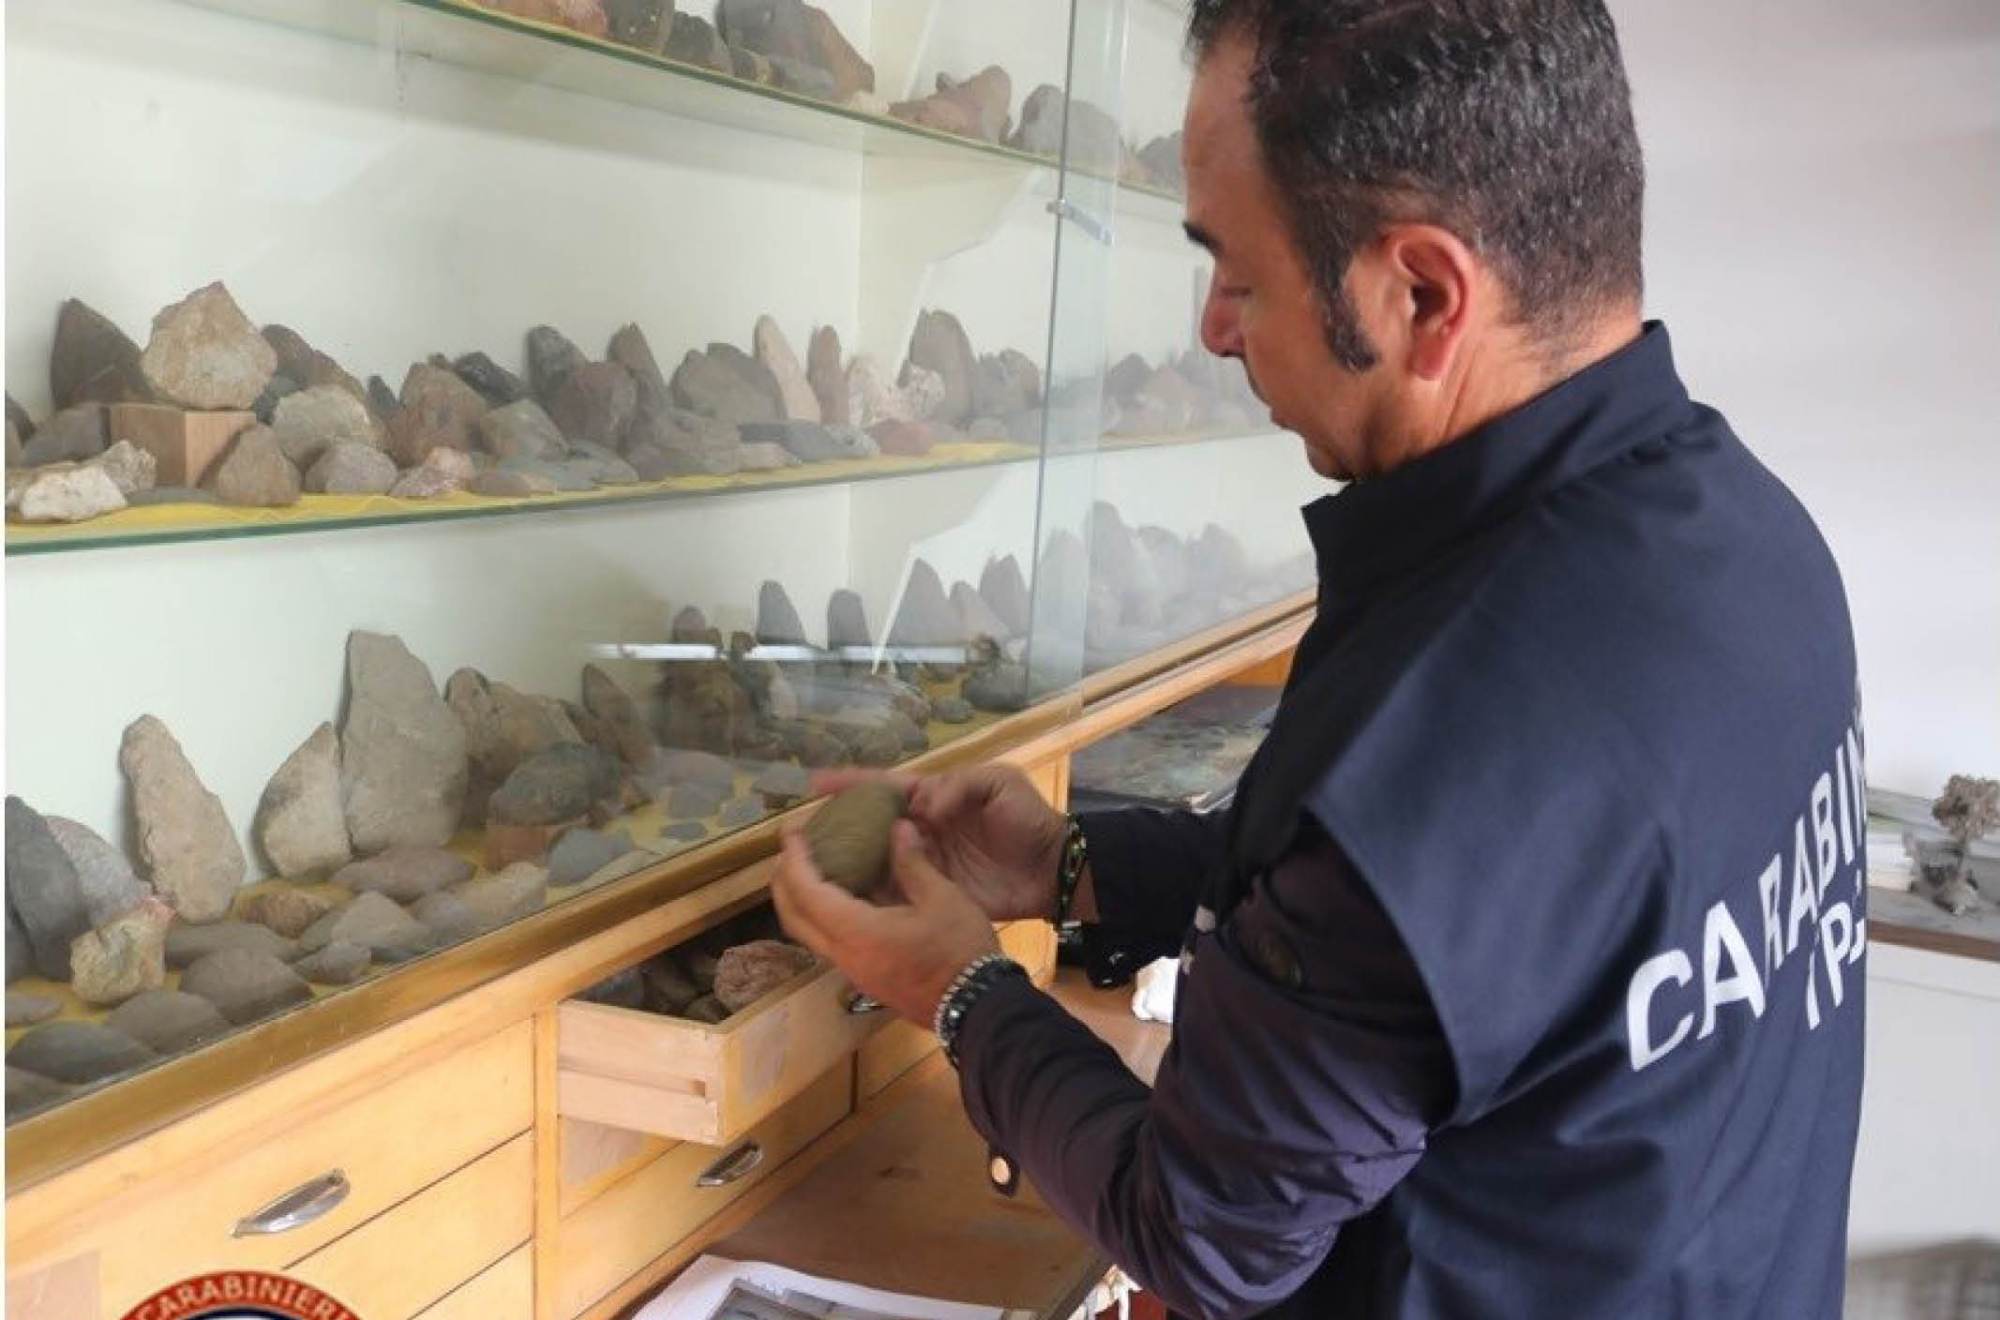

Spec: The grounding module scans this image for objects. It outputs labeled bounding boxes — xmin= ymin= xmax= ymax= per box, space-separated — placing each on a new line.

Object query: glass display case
xmin=3 ymin=0 xmax=1309 ymax=1133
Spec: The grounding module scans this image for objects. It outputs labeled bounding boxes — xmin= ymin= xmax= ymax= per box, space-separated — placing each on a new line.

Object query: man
xmin=774 ymin=2 xmax=1868 ymax=1316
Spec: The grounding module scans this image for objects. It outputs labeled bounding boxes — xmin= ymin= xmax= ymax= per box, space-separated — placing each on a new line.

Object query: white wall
xmin=1611 ymin=0 xmax=2000 ymax=794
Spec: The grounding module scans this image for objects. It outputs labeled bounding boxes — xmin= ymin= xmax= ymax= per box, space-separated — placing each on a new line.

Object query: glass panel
xmin=1 ymin=0 xmax=1113 ymax=1122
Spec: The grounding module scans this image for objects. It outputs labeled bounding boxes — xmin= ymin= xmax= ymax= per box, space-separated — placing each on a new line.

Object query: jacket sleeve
xmin=956 ymin=825 xmax=1454 ymax=1320
xmin=1079 ymin=807 xmax=1230 ymax=964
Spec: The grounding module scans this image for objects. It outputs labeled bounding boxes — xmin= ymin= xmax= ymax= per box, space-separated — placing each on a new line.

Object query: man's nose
xmin=1200 ymin=276 xmax=1243 ymax=359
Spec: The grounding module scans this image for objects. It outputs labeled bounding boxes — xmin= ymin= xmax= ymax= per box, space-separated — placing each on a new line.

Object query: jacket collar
xmin=1303 ymin=322 xmax=1693 ymax=609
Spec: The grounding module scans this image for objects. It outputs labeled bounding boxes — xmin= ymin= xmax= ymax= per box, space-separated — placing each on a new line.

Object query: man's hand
xmin=811 ymin=765 xmax=1068 ymax=923
xmin=773 ymin=819 xmax=1001 ymax=1025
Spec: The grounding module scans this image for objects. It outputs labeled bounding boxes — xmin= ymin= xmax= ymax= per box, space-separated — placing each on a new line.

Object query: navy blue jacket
xmin=955 ymin=326 xmax=1867 ymax=1318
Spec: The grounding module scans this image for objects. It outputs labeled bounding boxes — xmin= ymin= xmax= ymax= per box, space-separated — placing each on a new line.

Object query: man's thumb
xmin=888 ymin=820 xmax=950 ymax=906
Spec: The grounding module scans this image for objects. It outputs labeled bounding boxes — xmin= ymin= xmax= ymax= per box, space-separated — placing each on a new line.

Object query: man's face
xmin=1183 ymin=32 xmax=1391 ymax=481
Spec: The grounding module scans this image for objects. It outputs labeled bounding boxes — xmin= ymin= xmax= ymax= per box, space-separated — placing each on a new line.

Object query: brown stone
xmin=867 ymin=419 xmax=937 ymax=457
xmin=388 ymin=363 xmax=490 ymax=467
xmin=262 ymin=325 xmax=368 ymax=404
xmin=548 ymin=361 xmax=637 ymax=449
xmin=69 ymin=897 xmax=173 ymax=1008
xmin=713 ymin=939 xmax=816 ymax=1012
xmin=207 ymin=424 xmax=303 ymax=508
xmin=238 ymin=887 xmax=343 ymax=940
xmin=477 ymin=0 xmax=609 ymax=37
xmin=139 ymin=282 xmax=277 ymax=410
xmin=806 ymin=326 xmax=848 ymax=426
xmin=51 ymin=299 xmax=152 ymax=408
xmin=905 ymin=308 xmax=977 ymax=426
xmin=752 ymin=316 xmax=820 ymax=423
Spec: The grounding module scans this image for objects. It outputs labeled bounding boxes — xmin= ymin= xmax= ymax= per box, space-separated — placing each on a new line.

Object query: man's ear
xmin=1380 ymin=223 xmax=1479 ymax=382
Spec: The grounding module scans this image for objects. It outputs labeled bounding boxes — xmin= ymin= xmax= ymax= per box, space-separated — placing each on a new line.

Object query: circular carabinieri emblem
xmin=118 ymin=1270 xmax=363 ymax=1320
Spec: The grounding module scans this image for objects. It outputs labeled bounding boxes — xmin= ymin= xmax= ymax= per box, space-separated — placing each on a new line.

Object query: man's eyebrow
xmin=1184 ymin=221 xmax=1222 ymax=255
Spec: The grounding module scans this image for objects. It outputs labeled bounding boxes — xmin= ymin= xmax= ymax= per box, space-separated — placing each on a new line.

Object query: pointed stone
xmin=340 ymin=632 xmax=469 ymax=853
xmin=752 ymin=316 xmax=819 ymax=423
xmin=120 ymin=717 xmax=246 ymax=925
xmin=581 ymin=666 xmax=656 ymax=767
xmin=44 ymin=816 xmax=149 ymax=927
xmin=178 ymin=949 xmax=313 ymax=1025
xmin=139 ymin=282 xmax=277 ymax=410
xmin=298 ymin=892 xmax=432 ymax=963
xmin=451 ymin=352 xmax=529 ymax=407
xmin=388 ymin=363 xmax=489 ymax=467
xmin=888 ymin=559 xmax=960 ymax=647
xmin=979 ymin=555 xmax=1032 ymax=637
xmin=106 ymin=989 xmax=231 ymax=1055
xmin=951 ymin=581 xmax=1011 ymax=644
xmin=51 ymin=298 xmax=151 ymax=408
xmin=165 ymin=919 xmax=298 ymax=969
xmin=756 ymin=580 xmax=809 ymax=646
xmin=548 ymin=361 xmax=638 ymax=450
xmin=807 ymin=326 xmax=848 ymax=426
xmin=7 ymin=1021 xmax=155 ymax=1085
xmin=526 ymin=326 xmax=588 ymax=406
xmin=826 ymin=588 xmax=872 ymax=650
xmin=331 ymin=848 xmax=473 ymax=904
xmin=5 ymin=797 xmax=93 ymax=981
xmin=905 ymin=308 xmax=977 ymax=425
xmin=255 ymin=724 xmax=352 ymax=878
xmin=261 ymin=325 xmax=368 ymax=403
xmin=20 ymin=404 xmax=108 ymax=466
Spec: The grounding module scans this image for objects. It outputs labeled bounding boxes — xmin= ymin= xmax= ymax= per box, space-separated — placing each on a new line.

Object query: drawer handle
xmin=846 ymin=992 xmax=884 ymax=1015
xmin=232 ymin=1170 xmax=351 ymax=1238
xmin=696 ymin=1141 xmax=764 ymax=1188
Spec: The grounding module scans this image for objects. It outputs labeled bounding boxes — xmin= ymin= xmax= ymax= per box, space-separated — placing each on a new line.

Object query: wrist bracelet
xmin=934 ymin=953 xmax=1028 ymax=1067
xmin=1053 ymin=814 xmax=1088 ymax=928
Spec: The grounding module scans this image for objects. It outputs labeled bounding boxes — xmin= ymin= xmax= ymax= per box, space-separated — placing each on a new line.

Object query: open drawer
xmin=558 ymin=958 xmax=886 ymax=1148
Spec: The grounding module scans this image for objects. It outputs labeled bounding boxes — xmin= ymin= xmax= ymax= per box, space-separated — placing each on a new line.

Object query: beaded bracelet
xmin=1052 ymin=814 xmax=1089 ymax=929
xmin=934 ymin=953 xmax=1029 ymax=1067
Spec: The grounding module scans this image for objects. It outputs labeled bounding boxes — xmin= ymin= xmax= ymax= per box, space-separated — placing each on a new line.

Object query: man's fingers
xmin=887 ymin=819 xmax=954 ymax=908
xmin=907 ymin=768 xmax=1000 ymax=826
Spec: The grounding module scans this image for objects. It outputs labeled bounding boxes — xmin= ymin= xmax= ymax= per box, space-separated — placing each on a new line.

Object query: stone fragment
xmin=671 ymin=347 xmax=780 ymax=426
xmin=740 ymin=420 xmax=875 ymax=464
xmin=980 ymin=555 xmax=1033 ymax=637
xmin=406 ymin=891 xmax=477 ymax=947
xmin=470 ymin=468 xmax=559 ymax=498
xmin=974 ymin=349 xmax=1042 ymax=418
xmin=452 ymin=352 xmax=529 ymax=406
xmin=805 ymin=326 xmax=848 ymax=427
xmin=888 ymin=94 xmax=977 ymax=138
xmin=671 ymin=607 xmax=716 ymax=644
xmin=866 ymin=419 xmax=936 ymax=457
xmin=683 ymin=994 xmax=730 ymax=1024
xmin=604 ymin=0 xmax=672 ymax=50
xmin=239 ymin=887 xmax=343 ymax=940
xmin=202 ymin=424 xmax=302 ymax=507
xmin=165 ymin=919 xmax=299 ymax=968
xmin=625 ymin=406 xmax=742 ymax=477
xmin=4 ymin=906 xmax=26 ymax=984
xmin=252 ymin=723 xmax=352 ymax=879
xmin=565 ymin=442 xmax=641 ymax=486
xmin=718 ymin=797 xmax=767 ymax=830
xmin=755 ymin=580 xmax=809 ymax=646
xmin=388 ymin=363 xmax=489 ymax=467
xmin=52 ymin=299 xmax=152 ymax=408
xmin=478 ymin=399 xmax=569 ymax=462
xmin=933 ymin=695 xmax=974 ymax=724
xmin=1137 ymin=131 xmax=1187 ymax=194
xmin=488 ymin=744 xmax=619 ymax=827
xmin=446 ymin=862 xmax=549 ymax=934
xmin=964 ymin=660 xmax=1030 ymax=713
xmin=827 ymin=589 xmax=872 ymax=650
xmin=107 ymin=989 xmax=232 ymax=1055
xmin=938 ymin=66 xmax=1012 ymax=142
xmin=583 ymin=966 xmax=647 ymax=1009
xmin=20 ymin=404 xmax=107 ymax=466
xmin=803 ymin=782 xmax=905 ymax=898
xmin=332 ymin=847 xmax=474 ymax=904
xmin=799 ymin=3 xmax=871 ymax=97
xmin=664 ymin=781 xmax=727 ymax=821
xmin=581 ymin=666 xmax=655 ymax=766
xmin=6 ymin=1066 xmax=73 ymax=1120
xmin=639 ymin=954 xmax=701 ymax=1014
xmin=906 ymin=309 xmax=977 ymax=425
xmin=732 ymin=46 xmax=774 ymax=84
xmin=447 ymin=668 xmax=515 ymax=825
xmin=7 ymin=392 xmax=35 ymax=446
xmin=752 ymin=763 xmax=811 ymax=808
xmin=752 ymin=316 xmax=820 ymax=422
xmin=367 ymin=374 xmax=401 ymax=421
xmin=650 ymin=749 xmax=736 ymax=792
xmin=139 ymin=282 xmax=277 ymax=410
xmin=43 ymin=816 xmax=148 ymax=928
xmin=15 ymin=464 xmax=126 ymax=523
xmin=6 ymin=993 xmax=61 ymax=1028
xmin=548 ymin=828 xmax=633 ymax=887
xmin=714 ymin=939 xmax=815 ymax=1011
xmin=69 ymin=897 xmax=173 ymax=1007
xmin=480 ymin=0 xmax=608 ymax=37
xmin=8 ymin=1021 xmax=156 ymax=1085
xmin=262 ymin=325 xmax=367 ymax=404
xmin=299 ymin=891 xmax=432 ymax=963
xmin=91 ymin=439 xmax=158 ymax=497
xmin=659 ymin=821 xmax=709 ymax=845
xmin=548 ymin=361 xmax=637 ymax=450
xmin=844 ymin=355 xmax=910 ymax=428
xmin=305 ymin=442 xmax=397 ymax=495
xmin=389 ymin=445 xmax=478 ymax=499
xmin=119 ymin=717 xmax=245 ymax=925
xmin=341 ymin=631 xmax=469 ymax=853
xmin=897 ymin=363 xmax=946 ymax=422
xmin=665 ymin=12 xmax=732 ymax=72
xmin=526 ymin=325 xmax=588 ymax=405
xmin=295 ymin=941 xmax=371 ymax=985
xmin=951 ymin=581 xmax=1011 ymax=645
xmin=736 ymin=441 xmax=798 ymax=471
xmin=1011 ymin=85 xmax=1122 ymax=174
xmin=179 ymin=949 xmax=313 ymax=1025
xmin=888 ymin=559 xmax=959 ymax=647
xmin=581 ymin=851 xmax=658 ymax=888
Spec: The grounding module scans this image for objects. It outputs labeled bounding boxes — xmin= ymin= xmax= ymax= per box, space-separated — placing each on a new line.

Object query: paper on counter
xmin=633 ymin=1254 xmax=1025 ymax=1320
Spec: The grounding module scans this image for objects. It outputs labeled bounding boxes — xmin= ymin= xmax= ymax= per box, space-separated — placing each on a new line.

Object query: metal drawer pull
xmin=232 ymin=1170 xmax=351 ymax=1238
xmin=846 ymin=992 xmax=884 ymax=1015
xmin=696 ymin=1142 xmax=764 ymax=1188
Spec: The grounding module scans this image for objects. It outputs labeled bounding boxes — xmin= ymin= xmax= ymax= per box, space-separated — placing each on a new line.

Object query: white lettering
xmin=1820 ymin=903 xmax=1854 ymax=1008
xmin=1811 ymin=774 xmax=1839 ymax=897
xmin=1805 ymin=947 xmax=1821 ymax=1030
xmin=1834 ymin=740 xmax=1856 ymax=868
xmin=1700 ymin=900 xmax=1767 ymax=1038
xmin=1786 ymin=817 xmax=1820 ymax=955
xmin=1757 ymin=855 xmax=1785 ymax=979
xmin=1846 ymin=726 xmax=1867 ymax=842
xmin=1627 ymin=950 xmax=1695 ymax=1071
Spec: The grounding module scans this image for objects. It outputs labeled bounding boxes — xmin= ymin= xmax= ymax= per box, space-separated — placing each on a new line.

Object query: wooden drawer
xmin=558 ymin=960 xmax=883 ymax=1147
xmin=289 ymin=1132 xmax=533 ymax=1320
xmin=25 ymin=1021 xmax=536 ymax=1320
xmin=416 ymin=1244 xmax=531 ymax=1320
xmin=554 ymin=1060 xmax=852 ymax=1320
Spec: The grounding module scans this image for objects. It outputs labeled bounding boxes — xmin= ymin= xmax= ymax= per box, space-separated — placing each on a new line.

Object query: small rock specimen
xmin=583 ymin=966 xmax=647 ymax=1009
xmin=626 ymin=406 xmax=742 ymax=477
xmin=963 ymin=659 xmax=1030 ymax=714
xmin=805 ymin=326 xmax=848 ymax=427
xmin=408 ymin=891 xmax=481 ymax=948
xmin=389 ymin=446 xmax=478 ymax=499
xmin=442 ymin=862 xmax=549 ymax=935
xmin=179 ymin=949 xmax=314 ymax=1025
xmin=139 ymin=282 xmax=277 ymax=410
xmin=526 ymin=325 xmax=588 ymax=405
xmin=342 ymin=632 xmax=469 ymax=853
xmin=6 ymin=1066 xmax=73 ymax=1120
xmin=752 ymin=316 xmax=820 ymax=422
xmin=950 ymin=581 xmax=1011 ymax=645
xmin=739 ymin=420 xmax=874 ymax=463
xmin=332 ymin=847 xmax=474 ymax=904
xmin=682 ymin=994 xmax=730 ymax=1024
xmin=478 ymin=0 xmax=608 ymax=36
xmin=6 ymin=993 xmax=62 ymax=1028
xmin=5 ymin=798 xmax=94 ymax=981
xmin=272 ymin=384 xmax=381 ymax=468
xmin=548 ymin=828 xmax=633 ymax=887
xmin=980 ymin=555 xmax=1033 ymax=637
xmin=866 ymin=419 xmax=937 ymax=458
xmin=581 ymin=851 xmax=658 ymax=888
xmin=203 ymin=424 xmax=302 ymax=507
xmin=906 ymin=309 xmax=977 ymax=426
xmin=845 ymin=355 xmax=910 ymax=428
xmin=121 ymin=717 xmax=245 ymax=925
xmin=254 ymin=723 xmax=352 ymax=878
xmin=665 ymin=781 xmax=728 ymax=821
xmin=640 ymin=954 xmax=701 ymax=1014
xmin=826 ymin=589 xmax=873 ymax=651
xmin=736 ymin=441 xmax=798 ymax=471
xmin=51 ymin=299 xmax=152 ymax=408
xmin=974 ymin=350 xmax=1042 ymax=419
xmin=294 ymin=941 xmax=371 ymax=986
xmin=453 ymin=352 xmax=529 ymax=406
xmin=889 ymin=559 xmax=960 ymax=647
xmin=239 ymin=887 xmax=342 ymax=940
xmin=717 ymin=0 xmax=872 ymax=99
xmin=671 ymin=346 xmax=780 ymax=426
xmin=717 ymin=797 xmax=767 ymax=830
xmin=299 ymin=892 xmax=433 ymax=964
xmin=389 ymin=363 xmax=490 ymax=467
xmin=478 ymin=399 xmax=569 ymax=462
xmin=604 ymin=0 xmax=672 ymax=51
xmin=46 ymin=816 xmax=148 ymax=928
xmin=549 ymin=361 xmax=637 ymax=450
xmin=76 ymin=441 xmax=156 ymax=498
xmin=752 ymin=763 xmax=811 ymax=809
xmin=581 ymin=666 xmax=656 ymax=767
xmin=803 ymin=782 xmax=905 ymax=899
xmin=652 ymin=749 xmax=736 ymax=792
xmin=488 ymin=744 xmax=618 ymax=827
xmin=1011 ymin=85 xmax=1122 ymax=174
xmin=20 ymin=404 xmax=108 ymax=466
xmin=933 ymin=695 xmax=974 ymax=724
xmin=14 ymin=464 xmax=127 ymax=523
xmin=69 ymin=897 xmax=173 ymax=1007
xmin=1137 ymin=131 xmax=1187 ymax=194
xmin=263 ymin=324 xmax=368 ymax=403
xmin=305 ymin=443 xmax=398 ymax=495
xmin=106 ymin=989 xmax=232 ymax=1055
xmin=165 ymin=919 xmax=299 ymax=969
xmin=470 ymin=468 xmax=558 ymax=498
xmin=892 ymin=66 xmax=1012 ymax=143
xmin=755 ymin=580 xmax=809 ymax=646
xmin=713 ymin=939 xmax=815 ymax=1012
xmin=8 ymin=1021 xmax=156 ymax=1085
xmin=664 ymin=12 xmax=731 ymax=72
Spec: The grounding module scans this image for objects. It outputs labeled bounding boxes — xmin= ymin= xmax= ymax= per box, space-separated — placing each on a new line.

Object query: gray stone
xmin=367 ymin=374 xmax=401 ymax=421
xmin=731 ymin=43 xmax=774 ymax=84
xmin=446 ymin=863 xmax=549 ymax=934
xmin=139 ymin=282 xmax=277 ymax=410
xmin=1138 ymin=131 xmax=1186 ymax=194
xmin=807 ymin=326 xmax=847 ymax=426
xmin=388 ymin=363 xmax=489 ymax=467
xmin=70 ymin=897 xmax=173 ymax=1007
xmin=119 ymin=716 xmax=246 ymax=926
xmin=206 ymin=424 xmax=303 ymax=507
xmin=549 ymin=828 xmax=633 ymax=887
xmin=979 ymin=555 xmax=1032 ymax=637
xmin=332 ymin=847 xmax=474 ymax=904
xmin=304 ymin=443 xmax=397 ymax=495
xmin=165 ymin=920 xmax=298 ymax=969
xmin=238 ymin=887 xmax=343 ymax=940
xmin=659 ymin=821 xmax=709 ymax=844
xmin=548 ymin=361 xmax=637 ymax=450
xmin=717 ymin=796 xmax=768 ymax=830
xmin=581 ymin=666 xmax=655 ymax=767
xmin=736 ymin=441 xmax=800 ymax=471
xmin=90 ymin=439 xmax=158 ymax=497
xmin=389 ymin=446 xmax=477 ymax=499
xmin=753 ymin=763 xmax=811 ymax=808
xmin=262 ymin=325 xmax=368 ymax=404
xmin=752 ymin=316 xmax=820 ymax=422
xmin=6 ymin=904 xmax=30 ymax=983
xmin=19 ymin=404 xmax=107 ymax=466
xmin=565 ymin=442 xmax=642 ymax=486
xmin=43 ymin=816 xmax=147 ymax=928
xmin=6 ymin=992 xmax=61 ymax=1027
xmin=605 ymin=0 xmax=672 ymax=51
xmin=15 ymin=464 xmax=127 ymax=523
xmin=767 ymin=52 xmax=837 ymax=99
xmin=179 ymin=949 xmax=313 ymax=1025
xmin=293 ymin=940 xmax=370 ymax=986
xmin=299 ymin=892 xmax=432 ymax=963
xmin=106 ymin=989 xmax=231 ymax=1055
xmin=639 ymin=954 xmax=701 ymax=1014
xmin=470 ymin=468 xmax=560 ymax=498
xmin=478 ymin=399 xmax=569 ymax=462
xmin=452 ymin=352 xmax=529 ymax=406
xmin=446 ymin=668 xmax=516 ymax=826
xmin=1011 ymin=84 xmax=1122 ymax=174
xmin=341 ymin=631 xmax=469 ymax=853
xmin=1106 ymin=353 xmax=1152 ymax=404
xmin=493 ymin=456 xmax=592 ymax=493
xmin=974 ymin=349 xmax=1042 ymax=418
xmin=583 ymin=966 xmax=647 ymax=1009
xmin=936 ymin=65 xmax=1013 ymax=142
xmin=739 ymin=419 xmax=875 ymax=464
xmin=826 ymin=589 xmax=872 ymax=650
xmin=51 ymin=299 xmax=151 ymax=408
xmin=7 ymin=1021 xmax=155 ymax=1085
xmin=6 ymin=1065 xmax=73 ymax=1120
xmin=951 ymin=581 xmax=1012 ymax=645
xmin=645 ymin=749 xmax=736 ymax=794
xmin=526 ymin=325 xmax=587 ymax=405
xmin=888 ymin=558 xmax=960 ymax=647
xmin=489 ymin=744 xmax=618 ymax=827
xmin=253 ymin=372 xmax=302 ymax=424
xmin=905 ymin=308 xmax=977 ymax=425
xmin=964 ymin=660 xmax=1029 ymax=713
xmin=409 ymin=891 xmax=482 ymax=947
xmin=670 ymin=346 xmax=780 ymax=426
xmin=755 ymin=580 xmax=809 ymax=646
xmin=933 ymin=695 xmax=975 ymax=724
xmin=664 ymin=781 xmax=728 ymax=820
xmin=272 ymin=385 xmax=382 ymax=469
xmin=683 ymin=994 xmax=730 ymax=1024
xmin=665 ymin=12 xmax=732 ymax=71
xmin=254 ymin=724 xmax=352 ymax=878
xmin=581 ymin=851 xmax=659 ymax=888
xmin=626 ymin=405 xmax=743 ymax=477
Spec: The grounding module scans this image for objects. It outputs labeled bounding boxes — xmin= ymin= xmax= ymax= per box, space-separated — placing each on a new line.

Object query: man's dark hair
xmin=1188 ymin=0 xmax=1645 ymax=370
